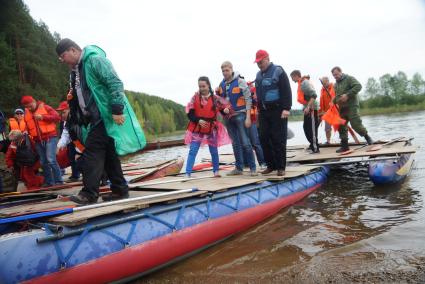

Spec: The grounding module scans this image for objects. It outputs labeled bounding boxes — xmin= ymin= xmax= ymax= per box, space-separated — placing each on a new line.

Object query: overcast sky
xmin=24 ymin=0 xmax=425 ymax=108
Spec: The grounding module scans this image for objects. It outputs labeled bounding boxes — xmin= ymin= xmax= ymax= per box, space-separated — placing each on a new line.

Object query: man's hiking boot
xmin=70 ymin=194 xmax=97 ymax=205
xmin=226 ymin=169 xmax=243 ymax=176
xmin=336 ymin=139 xmax=349 ymax=153
xmin=365 ymin=134 xmax=374 ymax=145
xmin=260 ymin=167 xmax=274 ymax=175
xmin=101 ymin=192 xmax=129 ymax=202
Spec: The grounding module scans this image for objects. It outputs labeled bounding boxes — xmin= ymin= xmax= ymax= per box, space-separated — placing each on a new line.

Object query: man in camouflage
xmin=332 ymin=66 xmax=373 ymax=152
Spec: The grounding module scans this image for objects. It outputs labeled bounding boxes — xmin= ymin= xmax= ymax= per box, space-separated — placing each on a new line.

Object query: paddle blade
xmin=192 ymin=162 xmax=212 ymax=171
xmin=322 ymin=105 xmax=346 ymax=132
xmin=338 ymin=149 xmax=354 ymax=156
xmin=366 ymin=145 xmax=383 ymax=152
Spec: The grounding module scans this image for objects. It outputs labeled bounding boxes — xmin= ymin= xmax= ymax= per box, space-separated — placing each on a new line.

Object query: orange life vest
xmin=297 ymin=78 xmax=308 ymax=105
xmin=9 ymin=118 xmax=27 ymax=132
xmin=322 ymin=104 xmax=346 ymax=131
xmin=187 ymin=94 xmax=217 ymax=134
xmin=319 ymin=83 xmax=336 ymax=113
xmin=24 ymin=103 xmax=57 ymax=139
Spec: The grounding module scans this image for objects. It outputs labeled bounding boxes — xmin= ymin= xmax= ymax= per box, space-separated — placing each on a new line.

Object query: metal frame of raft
xmin=0 ymin=167 xmax=328 ymax=284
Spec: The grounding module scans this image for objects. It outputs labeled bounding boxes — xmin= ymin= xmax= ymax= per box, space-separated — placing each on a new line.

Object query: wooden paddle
xmin=338 ymin=143 xmax=369 ymax=156
xmin=366 ymin=137 xmax=407 ymax=152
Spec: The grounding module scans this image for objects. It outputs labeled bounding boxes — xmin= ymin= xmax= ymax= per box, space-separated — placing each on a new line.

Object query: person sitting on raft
xmin=6 ymin=130 xmax=44 ymax=190
xmin=184 ymin=76 xmax=231 ymax=178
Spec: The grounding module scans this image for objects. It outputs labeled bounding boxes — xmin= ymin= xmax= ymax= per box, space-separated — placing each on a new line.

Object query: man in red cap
xmin=254 ymin=50 xmax=292 ymax=176
xmin=56 ymin=101 xmax=80 ymax=181
xmin=21 ymin=95 xmax=62 ymax=186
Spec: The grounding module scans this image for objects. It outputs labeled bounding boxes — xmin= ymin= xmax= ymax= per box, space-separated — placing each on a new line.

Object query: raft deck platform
xmin=0 ymin=166 xmax=319 ymax=227
xmin=209 ymin=138 xmax=417 ymax=166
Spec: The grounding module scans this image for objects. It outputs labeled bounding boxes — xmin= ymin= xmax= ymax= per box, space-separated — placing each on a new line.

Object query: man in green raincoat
xmin=56 ymin=38 xmax=146 ymax=204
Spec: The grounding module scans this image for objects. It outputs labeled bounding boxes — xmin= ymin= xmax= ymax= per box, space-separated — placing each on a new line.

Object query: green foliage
xmin=126 ymin=91 xmax=187 ymax=137
xmin=361 ymin=71 xmax=425 ymax=110
xmin=0 ymin=0 xmax=69 ymax=115
xmin=0 ymin=0 xmax=188 ymax=138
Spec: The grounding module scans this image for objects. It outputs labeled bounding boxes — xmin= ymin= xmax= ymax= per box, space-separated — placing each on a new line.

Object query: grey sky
xmin=24 ymin=0 xmax=425 ymax=108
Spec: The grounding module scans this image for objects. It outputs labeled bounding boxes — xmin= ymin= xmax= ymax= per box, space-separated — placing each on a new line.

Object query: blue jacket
xmin=255 ymin=63 xmax=292 ymax=111
xmin=219 ymin=78 xmax=246 ymax=112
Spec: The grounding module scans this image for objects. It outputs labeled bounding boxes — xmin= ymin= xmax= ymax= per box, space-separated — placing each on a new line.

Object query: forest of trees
xmin=126 ymin=91 xmax=187 ymax=135
xmin=361 ymin=71 xmax=425 ymax=109
xmin=0 ymin=0 xmax=69 ymax=113
xmin=0 ymin=0 xmax=187 ymax=138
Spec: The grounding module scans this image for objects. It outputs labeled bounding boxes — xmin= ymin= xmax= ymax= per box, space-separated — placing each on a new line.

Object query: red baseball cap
xmin=254 ymin=50 xmax=269 ymax=63
xmin=56 ymin=101 xmax=69 ymax=111
xmin=20 ymin=95 xmax=34 ymax=105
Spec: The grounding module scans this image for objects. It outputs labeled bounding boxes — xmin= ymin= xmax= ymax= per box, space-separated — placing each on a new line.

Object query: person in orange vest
xmin=185 ymin=76 xmax=231 ymax=177
xmin=5 ymin=130 xmax=44 ymax=190
xmin=56 ymin=101 xmax=81 ymax=181
xmin=21 ymin=95 xmax=62 ymax=187
xmin=290 ymin=70 xmax=320 ymax=153
xmin=8 ymin=109 xmax=27 ymax=132
xmin=319 ymin=77 xmax=336 ymax=144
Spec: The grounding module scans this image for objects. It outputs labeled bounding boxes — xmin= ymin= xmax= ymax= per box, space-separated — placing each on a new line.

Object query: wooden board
xmin=124 ymin=167 xmax=158 ymax=183
xmin=121 ymin=159 xmax=173 ymax=171
xmin=129 ymin=158 xmax=183 ymax=183
xmin=243 ymin=166 xmax=319 ymax=181
xmin=50 ymin=190 xmax=206 ymax=226
xmin=0 ymin=198 xmax=75 ymax=217
xmin=134 ymin=175 xmax=267 ymax=192
xmin=288 ymin=142 xmax=418 ymax=163
xmin=0 ymin=163 xmax=318 ymax=220
xmin=286 ymin=139 xmax=405 ymax=150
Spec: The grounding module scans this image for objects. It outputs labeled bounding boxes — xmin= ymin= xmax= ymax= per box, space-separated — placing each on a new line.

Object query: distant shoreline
xmin=289 ymin=104 xmax=425 ymax=121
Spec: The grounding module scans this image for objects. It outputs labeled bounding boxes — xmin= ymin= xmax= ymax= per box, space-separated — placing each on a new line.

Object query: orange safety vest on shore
xmin=9 ymin=118 xmax=27 ymax=132
xmin=187 ymin=94 xmax=217 ymax=134
xmin=296 ymin=77 xmax=308 ymax=105
xmin=24 ymin=103 xmax=57 ymax=139
xmin=319 ymin=83 xmax=336 ymax=114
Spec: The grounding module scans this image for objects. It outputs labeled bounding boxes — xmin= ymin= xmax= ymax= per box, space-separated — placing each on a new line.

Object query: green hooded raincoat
xmin=82 ymin=45 xmax=146 ymax=155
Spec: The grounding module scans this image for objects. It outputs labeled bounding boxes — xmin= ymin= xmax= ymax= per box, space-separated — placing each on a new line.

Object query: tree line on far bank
xmin=0 ymin=0 xmax=187 ymax=138
xmin=361 ymin=71 xmax=425 ymax=109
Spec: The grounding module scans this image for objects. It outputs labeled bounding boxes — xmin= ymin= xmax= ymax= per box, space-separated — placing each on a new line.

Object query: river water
xmin=131 ymin=111 xmax=425 ymax=283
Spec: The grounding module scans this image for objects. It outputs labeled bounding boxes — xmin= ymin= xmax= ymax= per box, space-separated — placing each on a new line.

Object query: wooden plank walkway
xmin=0 ymin=155 xmax=323 ymax=226
xmin=121 ymin=159 xmax=173 ymax=171
xmin=50 ymin=190 xmax=207 ymax=226
xmin=49 ymin=166 xmax=320 ymax=226
xmin=0 ymin=198 xmax=76 ymax=217
xmin=132 ymin=176 xmax=266 ymax=192
xmin=288 ymin=142 xmax=417 ymax=163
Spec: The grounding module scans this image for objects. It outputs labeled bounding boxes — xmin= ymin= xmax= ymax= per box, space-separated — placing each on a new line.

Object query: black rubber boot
xmin=364 ymin=134 xmax=374 ymax=145
xmin=336 ymin=139 xmax=349 ymax=153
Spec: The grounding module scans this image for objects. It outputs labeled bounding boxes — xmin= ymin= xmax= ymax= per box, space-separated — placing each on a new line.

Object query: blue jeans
xmin=185 ymin=141 xmax=219 ymax=175
xmin=225 ymin=112 xmax=256 ymax=171
xmin=35 ymin=137 xmax=63 ymax=185
xmin=247 ymin=123 xmax=265 ymax=165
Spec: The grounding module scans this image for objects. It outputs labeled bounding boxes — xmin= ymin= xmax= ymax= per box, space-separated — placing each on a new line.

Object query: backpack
xmin=15 ymin=135 xmax=39 ymax=167
xmin=0 ymin=168 xmax=18 ymax=193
